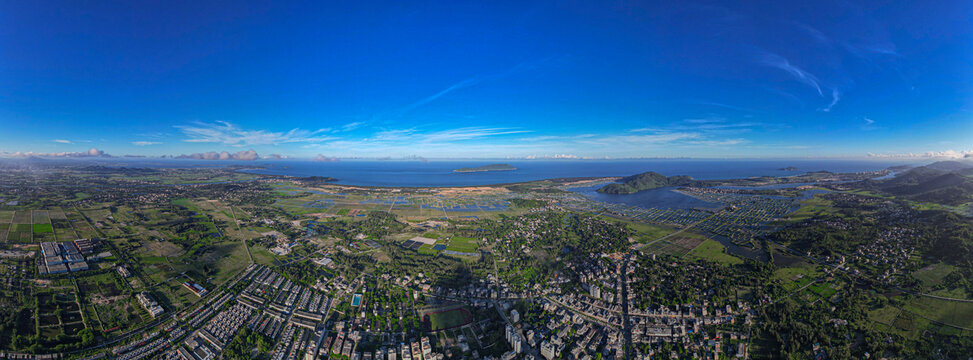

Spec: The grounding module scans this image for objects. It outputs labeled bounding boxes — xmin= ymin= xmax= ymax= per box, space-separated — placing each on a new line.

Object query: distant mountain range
xmin=597 ymin=171 xmax=696 ymax=194
xmin=871 ymin=160 xmax=973 ymax=205
xmin=453 ymin=163 xmax=517 ymax=173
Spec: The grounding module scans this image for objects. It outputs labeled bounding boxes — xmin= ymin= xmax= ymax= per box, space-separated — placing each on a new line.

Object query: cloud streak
xmin=761 ymin=52 xmax=823 ymax=96
xmin=176 ymin=121 xmax=334 ymax=146
xmin=820 ymin=89 xmax=841 ymax=112
xmin=400 ymin=77 xmax=482 ymax=114
xmin=370 ymin=127 xmax=531 ymax=143
xmin=398 ymin=55 xmax=562 ymax=115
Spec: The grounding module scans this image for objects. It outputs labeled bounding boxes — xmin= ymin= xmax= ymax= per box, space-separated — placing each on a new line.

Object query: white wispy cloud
xmin=400 ymin=77 xmax=482 ymax=114
xmin=684 ymin=138 xmax=748 ymax=146
xmin=176 ymin=121 xmax=335 ymax=146
xmin=683 ymin=118 xmax=726 ymax=124
xmin=132 ymin=141 xmax=162 ymax=146
xmin=339 ymin=122 xmax=365 ymax=132
xmin=792 ymin=22 xmax=830 ymax=45
xmin=370 ymin=127 xmax=530 ymax=143
xmin=856 ymin=117 xmax=881 ymax=131
xmin=53 ymin=139 xmax=72 ymax=144
xmin=820 ymin=89 xmax=841 ymax=112
xmin=761 ymin=52 xmax=823 ymax=96
xmin=396 ymin=55 xmax=562 ymax=115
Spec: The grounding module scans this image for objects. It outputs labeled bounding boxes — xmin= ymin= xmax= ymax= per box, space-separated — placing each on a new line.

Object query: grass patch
xmin=772 ymin=266 xmax=821 ymax=292
xmin=868 ymin=306 xmax=899 ymax=326
xmin=903 ymin=291 xmax=973 ymax=329
xmin=417 ymin=244 xmax=438 ymax=256
xmin=32 ymin=223 xmax=54 ymax=233
xmin=423 ymin=307 xmax=473 ymax=331
xmin=139 ymin=255 xmax=168 ymax=264
xmin=170 ymin=198 xmax=199 ymax=212
xmin=788 ymin=196 xmax=834 ymax=221
xmin=912 ymin=263 xmax=956 ymax=287
xmin=445 ymin=236 xmax=478 ymax=253
xmin=687 ymin=239 xmax=743 ymax=265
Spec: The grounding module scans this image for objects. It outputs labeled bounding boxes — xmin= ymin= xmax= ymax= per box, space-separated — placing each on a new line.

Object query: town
xmin=0 ymin=163 xmax=970 ymax=360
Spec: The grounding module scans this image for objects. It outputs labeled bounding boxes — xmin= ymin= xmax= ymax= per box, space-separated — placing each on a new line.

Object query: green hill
xmin=597 ymin=171 xmax=695 ymax=194
xmin=872 ymin=163 xmax=973 ymax=205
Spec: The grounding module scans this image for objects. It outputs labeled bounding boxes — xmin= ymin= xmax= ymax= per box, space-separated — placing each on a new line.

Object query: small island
xmin=454 ymin=163 xmax=517 ymax=173
xmin=597 ymin=171 xmax=696 ymax=194
xmin=778 ymin=166 xmax=798 ymax=171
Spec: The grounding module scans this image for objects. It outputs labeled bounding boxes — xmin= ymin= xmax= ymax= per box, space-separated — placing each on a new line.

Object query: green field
xmin=788 ymin=196 xmax=835 ymax=221
xmin=423 ymin=307 xmax=473 ymax=331
xmin=773 ymin=265 xmax=821 ymax=292
xmin=170 ymin=198 xmax=199 ymax=212
xmin=912 ymin=263 xmax=956 ymax=287
xmin=625 ymin=220 xmax=676 ymax=240
xmin=687 ymin=239 xmax=744 ymax=265
xmin=417 ymin=244 xmax=438 ymax=255
xmin=903 ymin=289 xmax=973 ymax=330
xmin=445 ymin=236 xmax=478 ymax=253
xmin=0 ymin=211 xmax=13 ymax=223
xmin=139 ymin=255 xmax=168 ymax=264
xmin=32 ymin=223 xmax=54 ymax=233
xmin=868 ymin=305 xmax=900 ymax=326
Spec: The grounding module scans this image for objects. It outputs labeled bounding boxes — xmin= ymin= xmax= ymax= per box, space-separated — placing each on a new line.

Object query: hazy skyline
xmin=1 ymin=1 xmax=971 ymax=159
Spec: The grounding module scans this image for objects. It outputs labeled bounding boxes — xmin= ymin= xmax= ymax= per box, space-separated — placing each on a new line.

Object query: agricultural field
xmin=32 ymin=210 xmax=50 ymax=225
xmin=0 ymin=211 xmax=12 ymax=242
xmin=36 ymin=291 xmax=86 ymax=340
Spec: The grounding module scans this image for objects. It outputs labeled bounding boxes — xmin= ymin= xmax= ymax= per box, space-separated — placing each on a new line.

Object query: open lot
xmin=423 ymin=306 xmax=473 ymax=331
xmin=687 ymin=239 xmax=744 ymax=265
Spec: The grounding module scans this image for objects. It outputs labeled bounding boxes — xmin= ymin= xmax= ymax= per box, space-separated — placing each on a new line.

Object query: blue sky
xmin=1 ymin=0 xmax=971 ymax=159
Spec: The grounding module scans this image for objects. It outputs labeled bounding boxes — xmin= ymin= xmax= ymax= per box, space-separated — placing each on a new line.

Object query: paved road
xmin=619 ymin=256 xmax=633 ymax=360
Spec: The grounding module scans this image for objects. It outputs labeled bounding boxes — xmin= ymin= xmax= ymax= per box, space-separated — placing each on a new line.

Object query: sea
xmin=66 ymin=158 xmax=917 ymax=188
